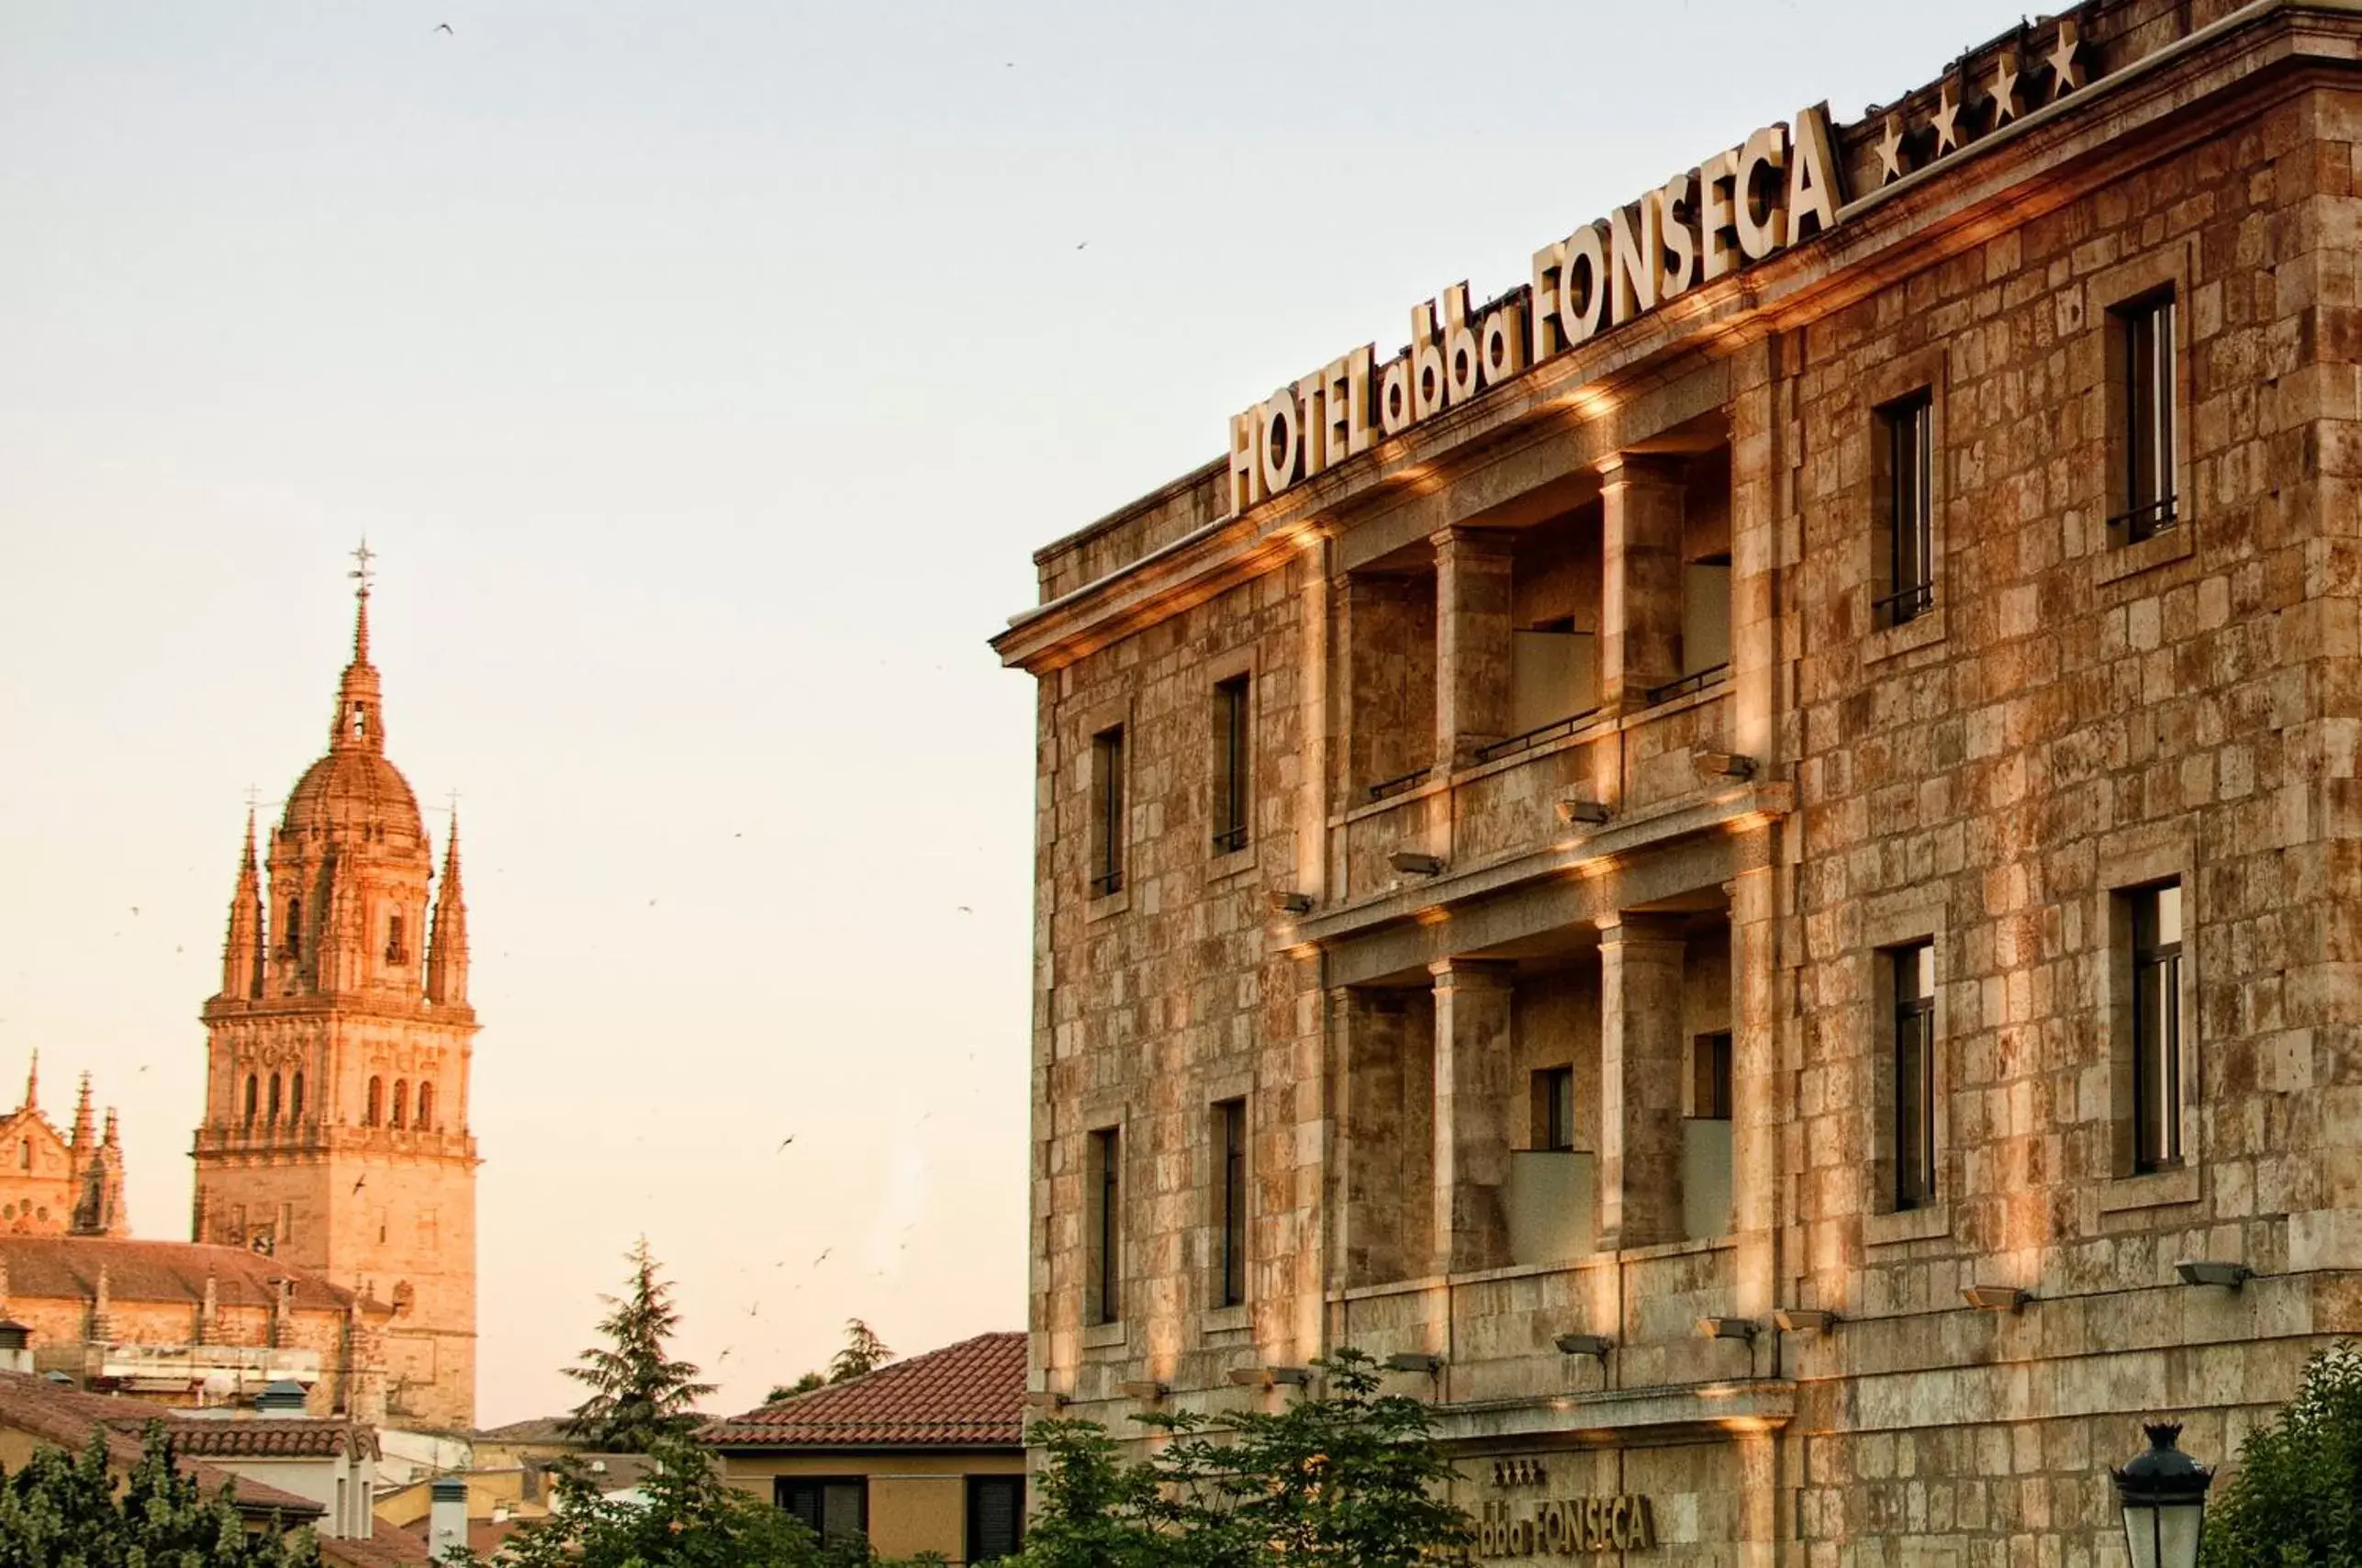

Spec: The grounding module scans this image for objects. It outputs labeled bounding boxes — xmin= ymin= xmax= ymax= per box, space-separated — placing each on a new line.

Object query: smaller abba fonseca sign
xmin=1226 ymin=107 xmax=1844 ymax=519
xmin=1477 ymin=1493 xmax=1659 ymax=1556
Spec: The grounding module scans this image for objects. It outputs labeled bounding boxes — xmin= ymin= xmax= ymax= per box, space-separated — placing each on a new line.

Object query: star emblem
xmin=1931 ymin=80 xmax=1964 ymax=155
xmin=2048 ymin=17 xmax=2085 ymax=99
xmin=1989 ymin=51 xmax=2022 ymax=124
xmin=1876 ymin=114 xmax=1908 ymax=185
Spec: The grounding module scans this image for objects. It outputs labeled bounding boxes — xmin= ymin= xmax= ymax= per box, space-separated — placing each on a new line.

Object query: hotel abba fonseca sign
xmin=1224 ymin=106 xmax=1843 ymax=519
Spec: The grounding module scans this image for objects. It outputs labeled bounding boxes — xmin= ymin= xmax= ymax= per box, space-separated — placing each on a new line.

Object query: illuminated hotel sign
xmin=1477 ymin=1493 xmax=1658 ymax=1556
xmin=1225 ymin=107 xmax=1843 ymax=518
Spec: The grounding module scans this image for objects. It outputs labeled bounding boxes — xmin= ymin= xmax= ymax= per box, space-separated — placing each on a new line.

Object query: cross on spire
xmin=349 ymin=537 xmax=377 ymax=599
xmin=347 ymin=538 xmax=375 ymax=664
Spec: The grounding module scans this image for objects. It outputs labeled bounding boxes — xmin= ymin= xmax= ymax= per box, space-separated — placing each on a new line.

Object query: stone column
xmin=1598 ymin=454 xmax=1687 ymax=711
xmin=1430 ymin=958 xmax=1517 ymax=1276
xmin=1431 ymin=528 xmax=1517 ymax=767
xmin=1334 ymin=987 xmax=1408 ymax=1287
xmin=1598 ymin=913 xmax=1689 ymax=1251
xmin=1728 ymin=868 xmax=1779 ymax=1321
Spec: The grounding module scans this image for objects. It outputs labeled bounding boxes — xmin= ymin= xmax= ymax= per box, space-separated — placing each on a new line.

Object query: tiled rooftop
xmin=702 ymin=1331 xmax=1024 ymax=1450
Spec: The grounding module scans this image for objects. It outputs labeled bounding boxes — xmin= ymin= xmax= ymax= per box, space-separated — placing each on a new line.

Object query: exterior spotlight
xmin=1387 ymin=850 xmax=1446 ymax=877
xmin=1268 ymin=890 xmax=1315 ymax=916
xmin=2113 ymin=1422 xmax=2211 ymax=1568
xmin=1556 ymin=798 xmax=1610 ymax=825
xmin=1021 ymin=1390 xmax=1068 ymax=1411
xmin=2174 ymin=1260 xmax=2252 ymax=1289
xmin=1963 ymin=1284 xmax=2031 ymax=1312
xmin=1696 ymin=751 xmax=1757 ymax=779
xmin=1554 ymin=1332 xmax=1613 ymax=1359
xmin=1774 ymin=1308 xmax=1837 ymax=1334
xmin=1117 ymin=1380 xmax=1168 ymax=1402
xmin=1696 ymin=1316 xmax=1758 ymax=1341
xmin=1383 ymin=1352 xmax=1445 ymax=1374
xmin=1226 ymin=1365 xmax=1312 ymax=1388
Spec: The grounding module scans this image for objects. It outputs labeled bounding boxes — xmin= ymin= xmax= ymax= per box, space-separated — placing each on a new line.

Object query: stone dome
xmin=281 ymin=750 xmax=426 ymax=846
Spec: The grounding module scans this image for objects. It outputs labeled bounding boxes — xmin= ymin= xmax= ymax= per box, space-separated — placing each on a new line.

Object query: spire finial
xmin=23 ymin=1051 xmax=36 ymax=1113
xmin=348 ymin=538 xmax=376 ymax=663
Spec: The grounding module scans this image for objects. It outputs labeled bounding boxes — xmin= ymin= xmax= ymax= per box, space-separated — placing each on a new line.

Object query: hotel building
xmin=992 ymin=1 xmax=2362 ymax=1559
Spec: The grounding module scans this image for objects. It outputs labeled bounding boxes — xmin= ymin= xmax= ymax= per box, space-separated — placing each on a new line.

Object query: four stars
xmin=1878 ymin=18 xmax=2086 ymax=188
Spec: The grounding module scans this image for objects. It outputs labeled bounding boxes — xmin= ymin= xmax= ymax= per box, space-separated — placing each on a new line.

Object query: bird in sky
xmin=777 ymin=1135 xmax=796 ymax=1150
xmin=1076 ymin=241 xmax=1089 ymax=251
xmin=812 ymin=1247 xmax=833 ymax=1266
xmin=434 ymin=22 xmax=453 ymax=33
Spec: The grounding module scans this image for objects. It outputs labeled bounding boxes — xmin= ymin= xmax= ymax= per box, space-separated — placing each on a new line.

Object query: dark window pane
xmin=1218 ymin=1098 xmax=1248 ymax=1308
xmin=970 ymin=1476 xmax=1025 ymax=1562
xmin=1536 ymin=1067 xmax=1576 ymax=1152
xmin=1692 ymin=1032 xmax=1734 ymax=1120
xmin=1214 ymin=677 xmax=1251 ymax=855
xmin=1091 ymin=727 xmax=1125 ymax=896
xmin=2118 ymin=294 xmax=2177 ymax=542
xmin=1876 ymin=391 xmax=1934 ymax=626
xmin=2131 ymin=882 xmax=2185 ymax=1172
xmin=1091 ymin=1127 xmax=1122 ymax=1323
xmin=1893 ymin=944 xmax=1936 ymax=1211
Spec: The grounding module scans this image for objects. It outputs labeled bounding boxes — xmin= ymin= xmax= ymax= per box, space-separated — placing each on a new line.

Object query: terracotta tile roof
xmin=0 ymin=1236 xmax=355 ymax=1312
xmin=154 ymin=1417 xmax=380 ymax=1461
xmin=702 ymin=1331 xmax=1025 ymax=1450
xmin=320 ymin=1530 xmax=436 ymax=1566
xmin=0 ymin=1372 xmax=324 ymax=1520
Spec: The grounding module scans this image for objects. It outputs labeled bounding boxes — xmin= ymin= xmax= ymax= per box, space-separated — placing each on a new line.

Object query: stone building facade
xmin=0 ymin=1059 xmax=129 ymax=1239
xmin=995 ymin=1 xmax=2362 ymax=1560
xmin=196 ymin=569 xmax=480 ymax=1428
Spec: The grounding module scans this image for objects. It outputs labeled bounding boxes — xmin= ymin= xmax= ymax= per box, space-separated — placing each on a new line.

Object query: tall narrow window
xmin=386 ymin=913 xmax=406 ymax=964
xmin=1088 ymin=1126 xmax=1122 ymax=1325
xmin=416 ymin=1081 xmax=435 ymax=1132
xmin=1215 ymin=1098 xmax=1248 ymax=1309
xmin=968 ymin=1475 xmax=1025 ymax=1563
xmin=1212 ymin=677 xmax=1251 ymax=855
xmin=1875 ymin=390 xmax=1934 ymax=627
xmin=1892 ymin=943 xmax=1937 ymax=1211
xmin=267 ymin=1072 xmax=282 ymax=1123
xmin=2116 ymin=290 xmax=2178 ymax=542
xmin=364 ymin=1077 xmax=382 ymax=1127
xmin=1691 ymin=1031 xmax=1734 ymax=1120
xmin=17 ymin=1140 xmax=28 ymax=1172
xmin=2131 ymin=882 xmax=2186 ymax=1172
xmin=243 ymin=1075 xmax=259 ymax=1126
xmin=290 ymin=1072 xmax=305 ymax=1121
xmin=391 ymin=1081 xmax=409 ymax=1130
xmin=1090 ymin=726 xmax=1126 ymax=898
xmin=1533 ymin=1067 xmax=1576 ymax=1152
xmin=282 ymin=900 xmax=302 ymax=958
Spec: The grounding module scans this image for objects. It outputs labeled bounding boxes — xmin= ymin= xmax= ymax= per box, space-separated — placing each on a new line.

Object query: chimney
xmin=428 ymin=1477 xmax=468 ymax=1562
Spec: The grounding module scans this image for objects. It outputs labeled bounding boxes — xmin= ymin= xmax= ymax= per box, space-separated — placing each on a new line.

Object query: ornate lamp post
xmin=2113 ymin=1422 xmax=2213 ymax=1568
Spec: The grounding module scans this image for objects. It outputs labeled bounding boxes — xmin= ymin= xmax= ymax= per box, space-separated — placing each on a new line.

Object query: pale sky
xmin=0 ymin=2 xmax=2024 ymax=1424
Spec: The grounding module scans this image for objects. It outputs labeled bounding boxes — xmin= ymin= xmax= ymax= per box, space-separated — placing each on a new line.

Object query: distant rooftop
xmin=702 ymin=1331 xmax=1025 ymax=1450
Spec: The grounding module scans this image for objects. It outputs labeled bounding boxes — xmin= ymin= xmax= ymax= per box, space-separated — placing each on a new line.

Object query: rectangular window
xmin=2116 ymin=290 xmax=2178 ymax=543
xmin=1088 ymin=1126 xmax=1122 ymax=1325
xmin=1690 ymin=1031 xmax=1733 ymax=1120
xmin=1532 ymin=1067 xmax=1575 ymax=1151
xmin=775 ymin=1478 xmax=868 ymax=1546
xmin=1213 ymin=677 xmax=1250 ymax=855
xmin=968 ymin=1475 xmax=1026 ymax=1562
xmin=1215 ymin=1098 xmax=1248 ymax=1308
xmin=1090 ymin=726 xmax=1126 ymax=898
xmin=1892 ymin=943 xmax=1937 ymax=1212
xmin=2131 ymin=881 xmax=2186 ymax=1172
xmin=1875 ymin=390 xmax=1934 ymax=626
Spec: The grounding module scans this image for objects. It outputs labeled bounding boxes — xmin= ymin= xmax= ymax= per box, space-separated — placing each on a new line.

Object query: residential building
xmin=705 ymin=1331 xmax=1027 ymax=1564
xmin=994 ymin=1 xmax=2362 ymax=1558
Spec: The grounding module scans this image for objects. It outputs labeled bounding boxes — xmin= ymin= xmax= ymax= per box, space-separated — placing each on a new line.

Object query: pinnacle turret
xmin=220 ymin=810 xmax=265 ymax=1002
xmin=426 ymin=812 xmax=471 ymax=1008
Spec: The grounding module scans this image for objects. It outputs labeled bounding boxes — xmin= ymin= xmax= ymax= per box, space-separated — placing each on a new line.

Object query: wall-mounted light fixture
xmin=1773 ymin=1308 xmax=1838 ymax=1334
xmin=1268 ymin=890 xmax=1315 ymax=916
xmin=1696 ymin=751 xmax=1757 ymax=779
xmin=1021 ymin=1390 xmax=1069 ymax=1412
xmin=1383 ymin=1352 xmax=1445 ymax=1375
xmin=1117 ymin=1380 xmax=1168 ymax=1403
xmin=1696 ymin=1316 xmax=1758 ymax=1341
xmin=1226 ymin=1365 xmax=1313 ymax=1388
xmin=1556 ymin=797 xmax=1610 ymax=825
xmin=1963 ymin=1284 xmax=2031 ymax=1313
xmin=1387 ymin=851 xmax=1446 ymax=877
xmin=1553 ymin=1332 xmax=1614 ymax=1359
xmin=2173 ymin=1260 xmax=2253 ymax=1289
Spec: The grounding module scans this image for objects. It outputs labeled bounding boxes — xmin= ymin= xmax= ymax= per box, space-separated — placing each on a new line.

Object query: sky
xmin=0 ymin=1 xmax=2030 ymax=1425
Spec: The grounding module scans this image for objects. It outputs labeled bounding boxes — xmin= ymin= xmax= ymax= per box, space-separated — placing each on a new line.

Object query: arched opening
xmin=386 ymin=912 xmax=406 ymax=964
xmin=415 ymin=1081 xmax=435 ymax=1132
xmin=282 ymin=900 xmax=301 ymax=958
xmin=242 ymin=1075 xmax=258 ymax=1126
xmin=364 ymin=1077 xmax=382 ymax=1127
xmin=291 ymin=1072 xmax=305 ymax=1121
xmin=267 ymin=1072 xmax=282 ymax=1124
xmin=391 ymin=1080 xmax=409 ymax=1130
xmin=15 ymin=1141 xmax=26 ymax=1172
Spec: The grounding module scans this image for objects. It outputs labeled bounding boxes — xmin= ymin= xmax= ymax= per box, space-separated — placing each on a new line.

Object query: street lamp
xmin=2113 ymin=1422 xmax=2213 ymax=1568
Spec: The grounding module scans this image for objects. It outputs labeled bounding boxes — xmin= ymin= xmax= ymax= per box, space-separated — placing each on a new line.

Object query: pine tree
xmin=828 ymin=1319 xmax=892 ymax=1383
xmin=561 ymin=1238 xmax=717 ymax=1451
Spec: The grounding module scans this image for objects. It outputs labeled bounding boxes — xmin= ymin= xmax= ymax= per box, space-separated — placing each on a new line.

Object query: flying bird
xmin=435 ymin=22 xmax=453 ymax=32
xmin=1075 ymin=241 xmax=1089 ymax=251
xmin=812 ymin=1247 xmax=833 ymax=1266
xmin=777 ymin=1135 xmax=796 ymax=1150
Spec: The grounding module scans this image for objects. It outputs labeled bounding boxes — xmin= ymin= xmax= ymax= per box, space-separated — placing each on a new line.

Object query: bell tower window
xmin=386 ymin=913 xmax=407 ymax=965
xmin=242 ymin=1075 xmax=259 ymax=1127
xmin=282 ymin=900 xmax=301 ymax=958
xmin=391 ymin=1081 xmax=409 ymax=1130
xmin=364 ymin=1077 xmax=382 ymax=1127
xmin=416 ymin=1082 xmax=435 ymax=1132
xmin=267 ymin=1073 xmax=282 ymax=1124
xmin=350 ymin=704 xmax=368 ymax=739
xmin=291 ymin=1072 xmax=305 ymax=1121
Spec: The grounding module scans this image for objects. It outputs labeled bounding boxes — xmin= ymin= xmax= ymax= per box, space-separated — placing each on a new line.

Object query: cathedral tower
xmin=195 ymin=554 xmax=479 ymax=1428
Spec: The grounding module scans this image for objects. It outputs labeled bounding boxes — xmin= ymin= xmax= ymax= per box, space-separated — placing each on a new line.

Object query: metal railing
xmin=1874 ymin=579 xmax=1934 ymax=626
xmin=1644 ymin=664 xmax=1731 ymax=706
xmin=2110 ymin=495 xmax=2179 ymax=543
xmin=1473 ymin=707 xmax=1604 ymax=765
xmin=1089 ymin=869 xmax=1124 ymax=898
xmin=1210 ymin=824 xmax=1248 ymax=854
xmin=1364 ymin=767 xmax=1430 ymax=803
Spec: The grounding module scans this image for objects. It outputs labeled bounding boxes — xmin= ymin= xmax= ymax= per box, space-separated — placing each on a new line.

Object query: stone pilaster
xmin=1598 ymin=914 xmax=1688 ymax=1251
xmin=1334 ymin=987 xmax=1410 ymax=1287
xmin=1430 ymin=958 xmax=1516 ymax=1276
xmin=1431 ymin=528 xmax=1517 ymax=766
xmin=1598 ymin=454 xmax=1686 ymax=711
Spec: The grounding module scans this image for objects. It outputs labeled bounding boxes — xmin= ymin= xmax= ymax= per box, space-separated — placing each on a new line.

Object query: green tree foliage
xmin=561 ymin=1238 xmax=719 ymax=1452
xmin=0 ymin=1423 xmax=319 ymax=1567
xmin=2200 ymin=1340 xmax=2362 ymax=1567
xmin=829 ymin=1319 xmax=893 ymax=1383
xmin=1014 ymin=1349 xmax=1472 ymax=1568
xmin=767 ymin=1372 xmax=828 ymax=1404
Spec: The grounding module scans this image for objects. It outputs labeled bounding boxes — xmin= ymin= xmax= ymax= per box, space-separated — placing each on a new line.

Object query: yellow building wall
xmin=717 ymin=1450 xmax=1025 ymax=1564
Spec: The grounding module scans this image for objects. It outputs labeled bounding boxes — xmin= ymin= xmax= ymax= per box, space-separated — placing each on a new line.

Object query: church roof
xmin=701 ymin=1331 xmax=1026 ymax=1450
xmin=282 ymin=748 xmax=425 ymax=844
xmin=0 ymin=1237 xmax=357 ymax=1313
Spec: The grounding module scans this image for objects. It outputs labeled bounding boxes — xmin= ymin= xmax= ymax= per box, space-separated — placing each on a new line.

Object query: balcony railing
xmin=1643 ymin=663 xmax=1730 ymax=706
xmin=1365 ymin=767 xmax=1430 ymax=803
xmin=1874 ymin=579 xmax=1934 ymax=626
xmin=1473 ymin=707 xmax=1603 ymax=765
xmin=2110 ymin=494 xmax=2179 ymax=544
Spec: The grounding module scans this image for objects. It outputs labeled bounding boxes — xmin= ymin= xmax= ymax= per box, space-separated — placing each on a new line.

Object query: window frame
xmin=1532 ymin=1066 xmax=1577 ymax=1152
xmin=2111 ymin=288 xmax=2179 ymax=545
xmin=966 ymin=1473 xmax=1026 ymax=1563
xmin=1890 ymin=942 xmax=1937 ymax=1214
xmin=1874 ymin=389 xmax=1935 ymax=628
xmin=1087 ymin=1125 xmax=1123 ymax=1327
xmin=774 ymin=1476 xmax=868 ymax=1546
xmin=1214 ymin=1097 xmax=1248 ymax=1309
xmin=1211 ymin=675 xmax=1252 ymax=857
xmin=1088 ymin=724 xmax=1127 ymax=901
xmin=1689 ymin=1031 xmax=1734 ymax=1122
